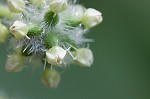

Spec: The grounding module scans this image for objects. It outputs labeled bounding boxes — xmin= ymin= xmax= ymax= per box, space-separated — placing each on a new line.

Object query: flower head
xmin=0 ymin=0 xmax=103 ymax=88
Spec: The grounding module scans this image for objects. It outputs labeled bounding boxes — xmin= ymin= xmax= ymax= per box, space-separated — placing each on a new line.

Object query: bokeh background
xmin=0 ymin=0 xmax=150 ymax=99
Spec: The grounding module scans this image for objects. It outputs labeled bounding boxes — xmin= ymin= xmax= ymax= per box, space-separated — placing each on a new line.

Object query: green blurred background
xmin=0 ymin=0 xmax=150 ymax=99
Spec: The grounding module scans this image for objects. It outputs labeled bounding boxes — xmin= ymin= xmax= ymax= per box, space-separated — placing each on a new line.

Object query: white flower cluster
xmin=0 ymin=0 xmax=103 ymax=88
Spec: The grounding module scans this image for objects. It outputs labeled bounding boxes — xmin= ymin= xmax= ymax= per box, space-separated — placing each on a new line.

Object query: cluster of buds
xmin=0 ymin=0 xmax=103 ymax=88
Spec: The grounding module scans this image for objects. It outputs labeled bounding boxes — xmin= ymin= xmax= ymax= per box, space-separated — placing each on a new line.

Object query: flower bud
xmin=71 ymin=4 xmax=86 ymax=20
xmin=75 ymin=48 xmax=93 ymax=67
xmin=0 ymin=23 xmax=8 ymax=43
xmin=50 ymin=0 xmax=68 ymax=13
xmin=8 ymin=0 xmax=25 ymax=13
xmin=46 ymin=46 xmax=66 ymax=65
xmin=27 ymin=23 xmax=42 ymax=37
xmin=5 ymin=54 xmax=24 ymax=72
xmin=30 ymin=0 xmax=46 ymax=8
xmin=41 ymin=69 xmax=61 ymax=88
xmin=0 ymin=5 xmax=11 ymax=18
xmin=10 ymin=21 xmax=29 ymax=39
xmin=64 ymin=5 xmax=85 ymax=27
xmin=81 ymin=8 xmax=103 ymax=28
